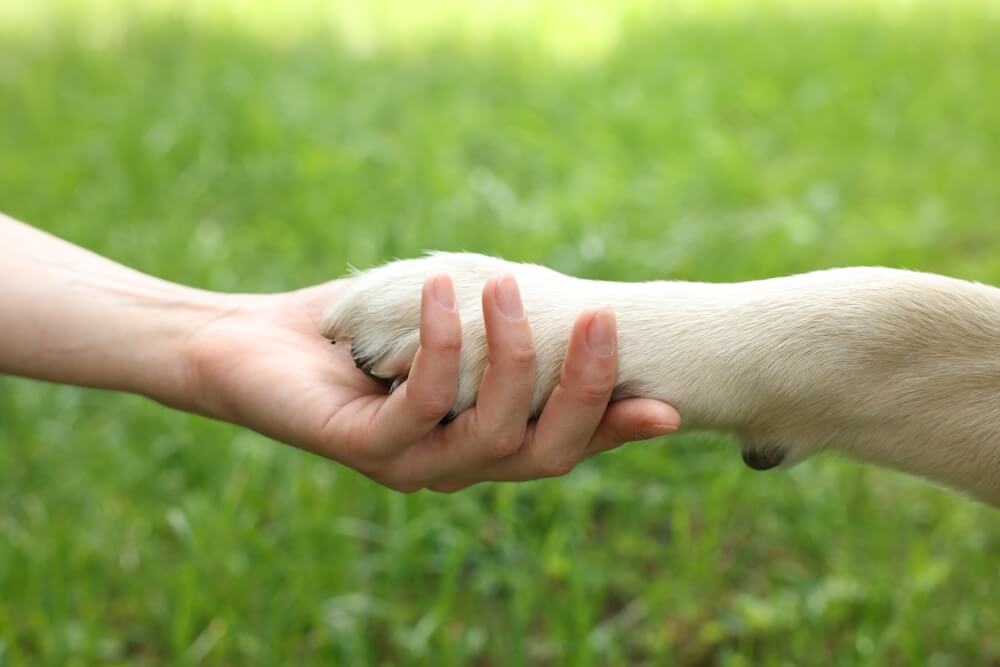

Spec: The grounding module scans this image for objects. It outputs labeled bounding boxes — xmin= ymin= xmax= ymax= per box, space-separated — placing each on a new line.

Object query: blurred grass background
xmin=2 ymin=1 xmax=1000 ymax=665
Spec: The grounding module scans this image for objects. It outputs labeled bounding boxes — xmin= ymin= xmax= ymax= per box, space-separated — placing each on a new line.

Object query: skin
xmin=0 ymin=212 xmax=680 ymax=492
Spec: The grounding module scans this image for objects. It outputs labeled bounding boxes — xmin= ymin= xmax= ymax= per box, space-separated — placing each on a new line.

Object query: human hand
xmin=186 ymin=275 xmax=681 ymax=492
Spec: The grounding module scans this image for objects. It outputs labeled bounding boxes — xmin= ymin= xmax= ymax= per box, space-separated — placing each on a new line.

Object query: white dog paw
xmin=320 ymin=253 xmax=565 ymax=418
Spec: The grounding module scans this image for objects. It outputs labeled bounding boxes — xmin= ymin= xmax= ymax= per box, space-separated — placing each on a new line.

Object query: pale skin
xmin=0 ymin=213 xmax=680 ymax=492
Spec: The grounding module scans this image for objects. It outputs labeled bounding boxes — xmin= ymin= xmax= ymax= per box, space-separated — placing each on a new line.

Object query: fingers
xmin=462 ymin=274 xmax=536 ymax=458
xmin=382 ymin=274 xmax=538 ymax=482
xmin=424 ymin=397 xmax=680 ymax=491
xmin=468 ymin=307 xmax=620 ymax=481
xmin=445 ymin=310 xmax=681 ymax=486
xmin=362 ymin=274 xmax=462 ymax=456
xmin=582 ymin=397 xmax=680 ymax=458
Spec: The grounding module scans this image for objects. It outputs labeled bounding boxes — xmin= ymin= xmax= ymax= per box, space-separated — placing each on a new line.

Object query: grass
xmin=2 ymin=1 xmax=1000 ymax=665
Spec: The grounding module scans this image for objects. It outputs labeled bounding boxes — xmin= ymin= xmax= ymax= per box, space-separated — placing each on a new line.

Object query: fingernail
xmin=433 ymin=275 xmax=456 ymax=311
xmin=586 ymin=309 xmax=616 ymax=357
xmin=636 ymin=423 xmax=679 ymax=439
xmin=495 ymin=274 xmax=524 ymax=320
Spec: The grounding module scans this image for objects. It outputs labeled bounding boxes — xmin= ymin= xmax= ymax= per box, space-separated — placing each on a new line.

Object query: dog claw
xmin=350 ymin=344 xmax=394 ymax=390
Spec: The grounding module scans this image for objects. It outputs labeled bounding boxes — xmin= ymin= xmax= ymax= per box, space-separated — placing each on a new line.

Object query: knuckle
xmin=505 ymin=342 xmax=536 ymax=367
xmin=412 ymin=392 xmax=455 ymax=420
xmin=573 ymin=380 xmax=614 ymax=407
xmin=433 ymin=332 xmax=463 ymax=354
xmin=541 ymin=456 xmax=578 ymax=478
xmin=486 ymin=431 xmax=524 ymax=458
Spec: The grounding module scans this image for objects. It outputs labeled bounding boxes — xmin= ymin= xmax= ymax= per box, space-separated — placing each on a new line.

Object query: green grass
xmin=2 ymin=1 xmax=1000 ymax=665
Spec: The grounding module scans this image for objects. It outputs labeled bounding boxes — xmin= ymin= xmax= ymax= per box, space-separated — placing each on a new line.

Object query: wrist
xmin=86 ymin=281 xmax=242 ymax=412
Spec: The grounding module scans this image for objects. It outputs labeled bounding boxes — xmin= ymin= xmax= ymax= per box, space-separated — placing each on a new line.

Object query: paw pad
xmin=741 ymin=442 xmax=786 ymax=470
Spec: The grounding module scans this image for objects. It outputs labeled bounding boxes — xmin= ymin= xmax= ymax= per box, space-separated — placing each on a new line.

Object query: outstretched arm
xmin=0 ymin=212 xmax=216 ymax=405
xmin=0 ymin=213 xmax=680 ymax=491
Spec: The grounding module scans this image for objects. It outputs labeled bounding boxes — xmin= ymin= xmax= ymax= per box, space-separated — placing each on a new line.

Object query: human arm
xmin=0 ymin=213 xmax=680 ymax=491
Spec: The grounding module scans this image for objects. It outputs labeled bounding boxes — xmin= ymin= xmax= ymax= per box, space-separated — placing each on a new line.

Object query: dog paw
xmin=319 ymin=253 xmax=571 ymax=418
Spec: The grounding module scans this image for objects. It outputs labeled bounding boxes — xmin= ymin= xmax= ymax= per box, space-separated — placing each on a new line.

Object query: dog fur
xmin=321 ymin=252 xmax=1000 ymax=505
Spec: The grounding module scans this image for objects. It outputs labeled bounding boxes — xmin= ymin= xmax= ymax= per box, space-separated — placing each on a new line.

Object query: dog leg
xmin=322 ymin=252 xmax=1000 ymax=505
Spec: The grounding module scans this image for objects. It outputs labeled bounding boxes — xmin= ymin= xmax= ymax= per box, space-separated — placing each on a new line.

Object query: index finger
xmin=360 ymin=274 xmax=463 ymax=457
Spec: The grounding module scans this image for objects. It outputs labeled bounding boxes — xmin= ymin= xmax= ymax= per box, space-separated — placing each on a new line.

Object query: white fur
xmin=321 ymin=253 xmax=1000 ymax=505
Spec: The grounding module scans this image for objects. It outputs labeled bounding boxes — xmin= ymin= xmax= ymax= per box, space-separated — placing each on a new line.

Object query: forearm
xmin=0 ymin=213 xmax=226 ymax=408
